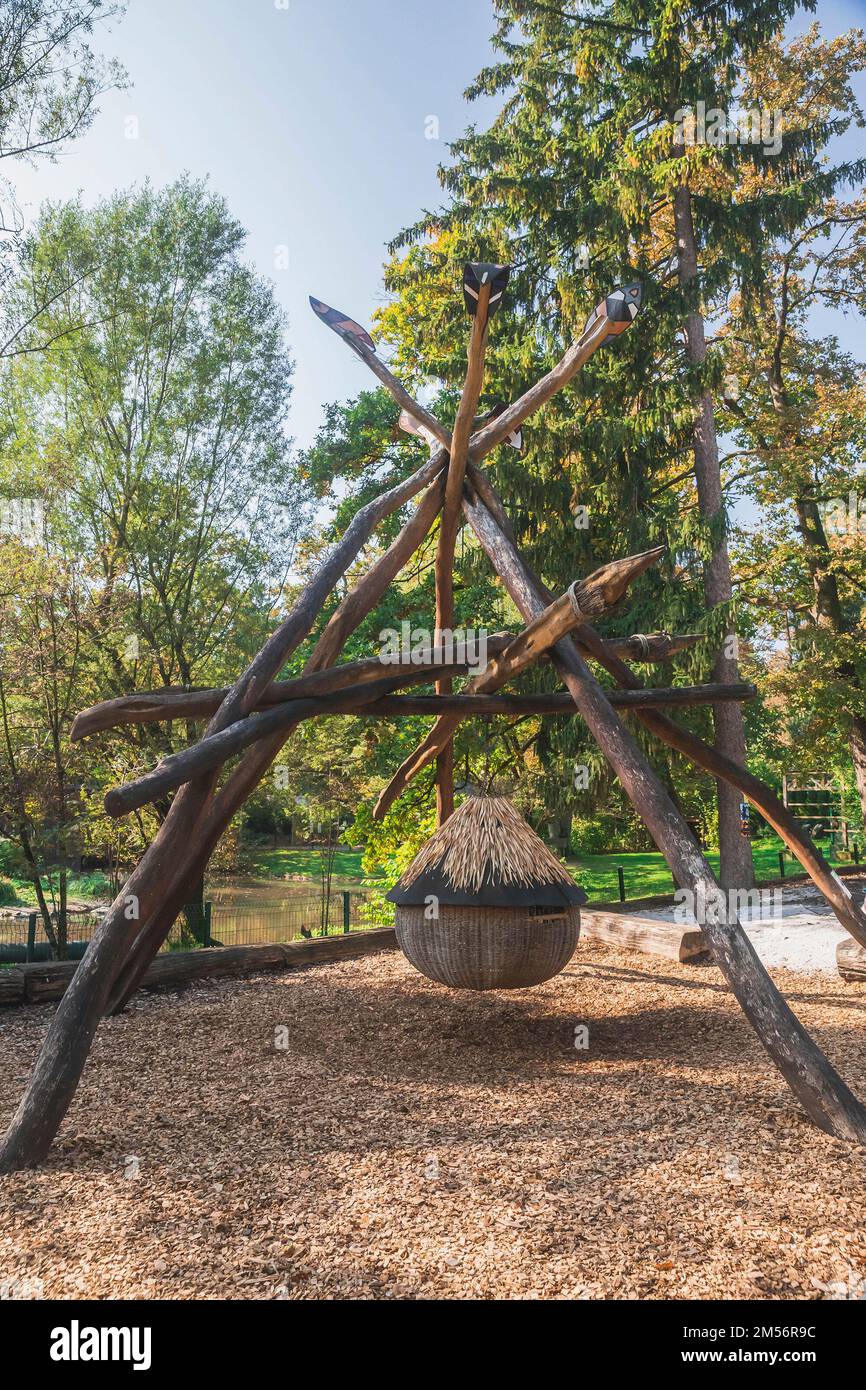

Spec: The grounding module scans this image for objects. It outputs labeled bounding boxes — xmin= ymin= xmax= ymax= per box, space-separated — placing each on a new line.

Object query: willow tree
xmin=0 ymin=179 xmax=305 ymax=913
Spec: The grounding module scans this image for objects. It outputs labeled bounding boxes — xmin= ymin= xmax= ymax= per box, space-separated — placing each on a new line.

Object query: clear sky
xmin=12 ymin=0 xmax=499 ymax=449
xmin=9 ymin=0 xmax=866 ymax=452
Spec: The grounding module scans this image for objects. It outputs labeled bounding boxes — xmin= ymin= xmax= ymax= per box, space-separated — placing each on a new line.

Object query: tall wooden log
xmin=462 ymin=487 xmax=866 ymax=1143
xmin=468 ymin=472 xmax=866 ymax=951
xmin=435 ymin=280 xmax=493 ymax=823
xmin=104 ymin=479 xmax=450 ymax=1012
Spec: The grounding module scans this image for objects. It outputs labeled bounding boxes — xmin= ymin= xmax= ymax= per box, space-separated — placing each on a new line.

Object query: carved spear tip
xmin=569 ymin=545 xmax=664 ymax=617
xmin=309 ymin=295 xmax=376 ymax=354
xmin=582 ymin=281 xmax=643 ymax=340
xmin=463 ymin=262 xmax=510 ymax=317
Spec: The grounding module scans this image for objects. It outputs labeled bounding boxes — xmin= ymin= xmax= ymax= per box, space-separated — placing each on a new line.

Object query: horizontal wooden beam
xmin=70 ymin=635 xmax=514 ymax=741
xmin=72 ymin=631 xmax=701 ymax=741
xmin=356 ymin=683 xmax=755 ymax=717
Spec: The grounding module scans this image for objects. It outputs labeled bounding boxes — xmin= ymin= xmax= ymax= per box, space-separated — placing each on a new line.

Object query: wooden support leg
xmin=468 ymin=467 xmax=866 ymax=951
xmin=575 ymin=625 xmax=866 ymax=952
xmin=462 ymin=487 xmax=866 ymax=1142
xmin=0 ymin=461 xmax=446 ymax=1173
xmin=105 ymin=480 xmax=448 ymax=1013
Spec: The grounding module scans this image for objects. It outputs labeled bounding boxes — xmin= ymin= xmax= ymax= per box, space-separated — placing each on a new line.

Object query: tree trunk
xmin=849 ymin=717 xmax=866 ymax=830
xmin=673 ymin=181 xmax=754 ymax=892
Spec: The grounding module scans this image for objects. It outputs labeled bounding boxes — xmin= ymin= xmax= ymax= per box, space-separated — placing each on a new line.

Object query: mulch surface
xmin=2 ymin=942 xmax=866 ymax=1300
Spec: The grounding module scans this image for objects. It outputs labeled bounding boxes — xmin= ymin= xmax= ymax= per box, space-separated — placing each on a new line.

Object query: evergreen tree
xmin=379 ymin=0 xmax=864 ymax=884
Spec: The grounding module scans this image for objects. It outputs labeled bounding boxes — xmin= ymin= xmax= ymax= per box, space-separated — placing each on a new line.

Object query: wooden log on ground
xmin=0 ymin=968 xmax=25 ymax=1005
xmin=5 ymin=932 xmax=399 ymax=1006
xmin=580 ymin=910 xmax=708 ymax=962
xmin=837 ymin=938 xmax=866 ymax=982
xmin=374 ymin=549 xmax=664 ymax=820
xmin=462 ymin=486 xmax=866 ymax=1143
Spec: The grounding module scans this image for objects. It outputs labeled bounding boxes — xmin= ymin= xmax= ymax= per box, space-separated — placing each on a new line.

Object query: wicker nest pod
xmin=387 ymin=794 xmax=586 ymax=991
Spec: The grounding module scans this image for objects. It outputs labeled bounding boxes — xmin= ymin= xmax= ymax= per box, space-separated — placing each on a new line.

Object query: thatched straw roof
xmin=387 ymin=795 xmax=586 ymax=908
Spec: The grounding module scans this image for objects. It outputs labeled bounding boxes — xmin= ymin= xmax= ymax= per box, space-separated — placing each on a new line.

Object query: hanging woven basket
xmin=387 ymin=795 xmax=586 ymax=991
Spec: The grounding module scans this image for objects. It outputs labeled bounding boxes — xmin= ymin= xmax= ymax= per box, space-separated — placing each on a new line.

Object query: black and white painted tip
xmin=462 ymin=262 xmax=510 ymax=318
xmin=309 ymin=296 xmax=376 ymax=354
xmin=581 ymin=282 xmax=643 ymax=345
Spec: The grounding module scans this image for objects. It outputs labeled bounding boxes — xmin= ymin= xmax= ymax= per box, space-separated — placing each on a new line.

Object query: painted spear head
xmin=478 ymin=400 xmax=522 ymax=453
xmin=309 ymin=296 xmax=376 ymax=354
xmin=397 ymin=409 xmax=439 ymax=450
xmin=463 ymin=262 xmax=510 ymax=317
xmin=581 ymin=282 xmax=643 ymax=345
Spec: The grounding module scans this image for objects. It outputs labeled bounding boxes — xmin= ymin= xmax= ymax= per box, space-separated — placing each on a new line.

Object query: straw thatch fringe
xmin=400 ymin=795 xmax=575 ymax=894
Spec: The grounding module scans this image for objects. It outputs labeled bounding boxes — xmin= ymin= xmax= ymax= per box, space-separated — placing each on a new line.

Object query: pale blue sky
xmin=10 ymin=0 xmax=866 ymax=453
xmin=13 ymin=0 xmax=499 ymax=448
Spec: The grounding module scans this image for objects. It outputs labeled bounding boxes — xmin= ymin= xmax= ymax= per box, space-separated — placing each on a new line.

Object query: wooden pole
xmin=468 ymin=469 xmax=866 ymax=950
xmin=435 ymin=279 xmax=493 ymax=823
xmin=576 ymin=624 xmax=866 ymax=952
xmin=352 ymin=683 xmax=756 ymax=715
xmin=104 ymin=468 xmax=455 ymax=1013
xmin=462 ymin=486 xmax=866 ymax=1142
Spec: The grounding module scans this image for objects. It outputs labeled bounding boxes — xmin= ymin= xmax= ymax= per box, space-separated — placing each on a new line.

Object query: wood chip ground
xmin=2 ymin=943 xmax=866 ymax=1300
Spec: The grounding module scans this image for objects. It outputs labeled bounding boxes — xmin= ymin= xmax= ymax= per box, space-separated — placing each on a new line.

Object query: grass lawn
xmin=1 ymin=870 xmax=111 ymax=908
xmin=253 ymin=837 xmax=857 ymax=904
xmin=250 ymin=846 xmax=371 ymax=881
xmin=570 ymin=837 xmax=854 ymax=901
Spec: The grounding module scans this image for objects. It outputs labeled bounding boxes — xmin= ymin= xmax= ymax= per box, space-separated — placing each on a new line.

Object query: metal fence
xmin=0 ymin=891 xmax=395 ymax=963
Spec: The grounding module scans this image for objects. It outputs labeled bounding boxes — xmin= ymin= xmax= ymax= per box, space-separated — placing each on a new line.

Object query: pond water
xmin=203 ymin=873 xmax=391 ymax=945
xmin=206 ymin=873 xmax=370 ymax=910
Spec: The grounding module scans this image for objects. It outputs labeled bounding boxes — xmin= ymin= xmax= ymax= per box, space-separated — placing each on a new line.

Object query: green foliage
xmin=0 ymin=178 xmax=307 ymax=899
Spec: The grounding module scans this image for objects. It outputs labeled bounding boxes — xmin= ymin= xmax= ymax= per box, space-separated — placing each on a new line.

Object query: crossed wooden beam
xmin=4 ymin=269 xmax=866 ymax=1173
